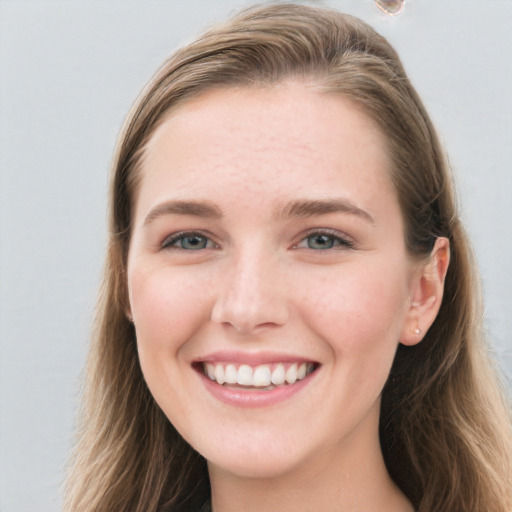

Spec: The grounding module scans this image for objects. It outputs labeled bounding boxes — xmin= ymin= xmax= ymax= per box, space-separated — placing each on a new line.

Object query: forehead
xmin=135 ymin=82 xmax=397 ymax=221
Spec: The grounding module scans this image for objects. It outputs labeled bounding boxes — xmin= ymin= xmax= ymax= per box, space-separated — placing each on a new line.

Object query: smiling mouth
xmin=196 ymin=361 xmax=319 ymax=389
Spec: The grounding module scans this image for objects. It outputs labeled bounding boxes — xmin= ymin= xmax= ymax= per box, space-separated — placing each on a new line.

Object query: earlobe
xmin=400 ymin=237 xmax=450 ymax=346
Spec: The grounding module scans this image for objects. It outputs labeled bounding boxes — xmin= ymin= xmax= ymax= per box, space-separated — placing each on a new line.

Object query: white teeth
xmin=253 ymin=365 xmax=271 ymax=387
xmin=271 ymin=363 xmax=285 ymax=385
xmin=205 ymin=363 xmax=215 ymax=380
xmin=213 ymin=364 xmax=225 ymax=385
xmin=224 ymin=364 xmax=237 ymax=384
xmin=285 ymin=363 xmax=298 ymax=384
xmin=237 ymin=365 xmax=253 ymax=386
xmin=204 ymin=361 xmax=315 ymax=388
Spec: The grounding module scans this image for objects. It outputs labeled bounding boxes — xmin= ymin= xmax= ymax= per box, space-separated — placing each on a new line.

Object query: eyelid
xmin=293 ymin=228 xmax=355 ymax=249
xmin=159 ymin=228 xmax=353 ymax=251
xmin=160 ymin=230 xmax=218 ymax=250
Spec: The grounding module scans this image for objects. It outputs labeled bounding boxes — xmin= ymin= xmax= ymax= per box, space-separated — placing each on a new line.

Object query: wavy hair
xmin=65 ymin=3 xmax=512 ymax=511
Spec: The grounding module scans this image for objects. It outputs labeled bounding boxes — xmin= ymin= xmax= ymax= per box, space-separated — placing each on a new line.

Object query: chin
xmin=206 ymin=452 xmax=304 ymax=480
xmin=185 ymin=426 xmax=307 ymax=480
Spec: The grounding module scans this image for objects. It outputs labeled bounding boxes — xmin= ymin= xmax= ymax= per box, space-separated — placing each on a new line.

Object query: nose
xmin=211 ymin=249 xmax=290 ymax=334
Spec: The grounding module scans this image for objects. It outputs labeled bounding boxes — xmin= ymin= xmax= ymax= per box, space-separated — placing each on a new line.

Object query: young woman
xmin=65 ymin=3 xmax=512 ymax=511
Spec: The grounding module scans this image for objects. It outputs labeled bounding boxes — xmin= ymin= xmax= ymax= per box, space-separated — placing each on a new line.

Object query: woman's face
xmin=127 ymin=83 xmax=422 ymax=479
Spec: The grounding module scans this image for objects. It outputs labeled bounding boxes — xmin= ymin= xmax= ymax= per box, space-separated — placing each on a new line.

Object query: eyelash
xmin=161 ymin=231 xmax=217 ymax=251
xmin=161 ymin=229 xmax=353 ymax=251
xmin=294 ymin=229 xmax=354 ymax=251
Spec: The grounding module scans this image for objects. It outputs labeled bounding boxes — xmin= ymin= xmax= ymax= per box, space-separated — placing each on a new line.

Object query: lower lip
xmin=198 ymin=369 xmax=318 ymax=408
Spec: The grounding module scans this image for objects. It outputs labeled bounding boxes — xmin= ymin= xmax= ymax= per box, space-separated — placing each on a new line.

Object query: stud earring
xmin=414 ymin=327 xmax=421 ymax=335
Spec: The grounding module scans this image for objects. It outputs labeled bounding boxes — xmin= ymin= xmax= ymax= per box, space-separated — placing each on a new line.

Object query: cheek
xmin=294 ymin=260 xmax=410 ymax=355
xmin=129 ymin=265 xmax=215 ymax=354
xmin=128 ymin=264 xmax=218 ymax=421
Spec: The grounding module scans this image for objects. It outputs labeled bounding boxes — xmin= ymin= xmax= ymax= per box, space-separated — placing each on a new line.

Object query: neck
xmin=207 ymin=408 xmax=413 ymax=512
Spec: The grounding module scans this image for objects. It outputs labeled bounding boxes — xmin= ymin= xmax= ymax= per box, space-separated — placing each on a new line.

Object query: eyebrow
xmin=279 ymin=199 xmax=374 ymax=224
xmin=143 ymin=197 xmax=374 ymax=226
xmin=143 ymin=200 xmax=223 ymax=226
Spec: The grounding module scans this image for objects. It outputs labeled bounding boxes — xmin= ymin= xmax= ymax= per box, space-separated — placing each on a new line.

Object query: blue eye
xmin=298 ymin=232 xmax=353 ymax=250
xmin=162 ymin=233 xmax=214 ymax=250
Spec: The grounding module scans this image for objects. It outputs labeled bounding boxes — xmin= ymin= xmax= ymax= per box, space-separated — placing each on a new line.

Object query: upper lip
xmin=193 ymin=350 xmax=319 ymax=366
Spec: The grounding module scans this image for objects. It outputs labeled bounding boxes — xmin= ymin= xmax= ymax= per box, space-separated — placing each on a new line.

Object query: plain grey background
xmin=1 ymin=1 xmax=511 ymax=510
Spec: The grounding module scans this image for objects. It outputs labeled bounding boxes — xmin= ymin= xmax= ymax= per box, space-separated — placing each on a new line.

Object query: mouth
xmin=194 ymin=361 xmax=319 ymax=390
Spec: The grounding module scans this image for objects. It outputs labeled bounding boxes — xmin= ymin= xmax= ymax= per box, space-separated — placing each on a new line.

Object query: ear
xmin=400 ymin=237 xmax=450 ymax=346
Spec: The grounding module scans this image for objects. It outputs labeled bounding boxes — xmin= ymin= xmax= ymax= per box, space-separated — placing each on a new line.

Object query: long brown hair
xmin=65 ymin=3 xmax=512 ymax=511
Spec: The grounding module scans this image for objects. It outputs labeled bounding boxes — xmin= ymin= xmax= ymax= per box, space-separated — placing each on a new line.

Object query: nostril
xmin=211 ymin=294 xmax=290 ymax=333
xmin=210 ymin=258 xmax=290 ymax=333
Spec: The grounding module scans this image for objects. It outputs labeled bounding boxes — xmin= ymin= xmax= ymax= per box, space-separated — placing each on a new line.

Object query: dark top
xmin=158 ymin=490 xmax=210 ymax=512
xmin=162 ymin=499 xmax=210 ymax=512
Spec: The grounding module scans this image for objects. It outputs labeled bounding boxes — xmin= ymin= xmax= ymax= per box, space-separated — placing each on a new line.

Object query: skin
xmin=127 ymin=82 xmax=449 ymax=512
